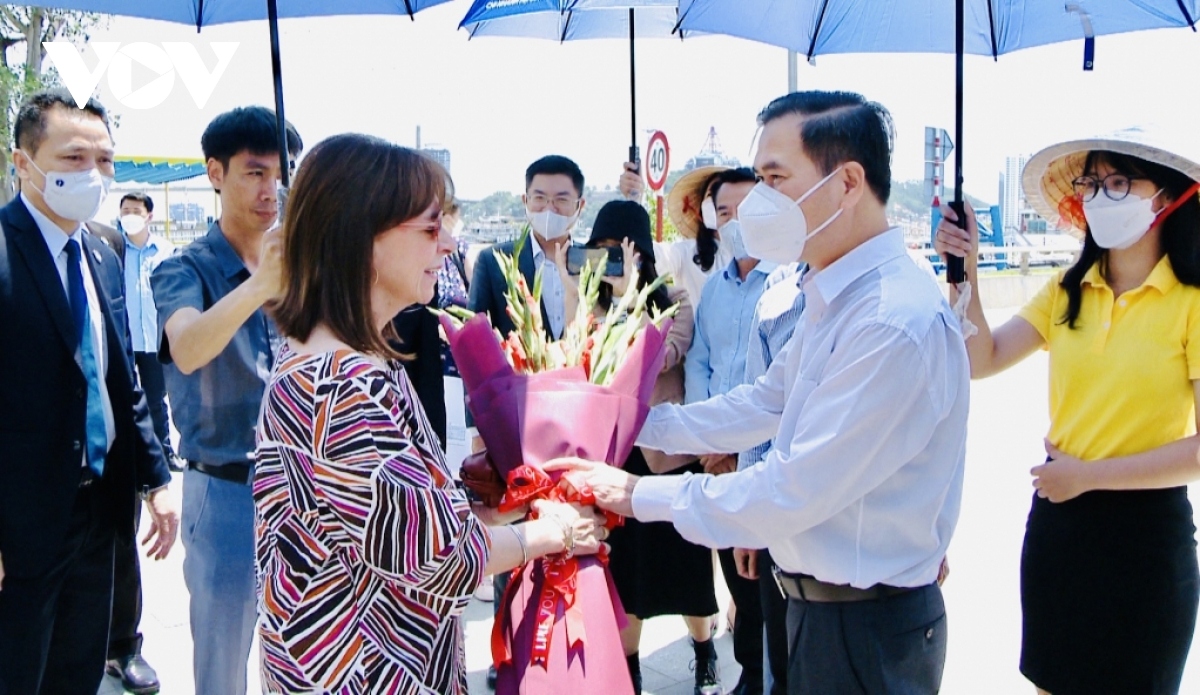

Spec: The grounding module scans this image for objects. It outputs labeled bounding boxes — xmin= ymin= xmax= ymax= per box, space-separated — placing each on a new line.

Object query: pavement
xmin=100 ymin=308 xmax=1200 ymax=694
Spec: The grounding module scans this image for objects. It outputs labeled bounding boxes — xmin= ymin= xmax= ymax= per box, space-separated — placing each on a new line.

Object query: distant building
xmin=1001 ymin=154 xmax=1029 ymax=233
xmin=169 ymin=202 xmax=204 ymax=225
xmin=423 ymin=147 xmax=451 ymax=174
xmin=415 ymin=125 xmax=451 ymax=174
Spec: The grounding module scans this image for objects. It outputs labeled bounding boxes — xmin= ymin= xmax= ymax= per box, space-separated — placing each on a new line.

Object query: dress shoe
xmin=486 ymin=664 xmax=498 ymax=690
xmin=106 ymin=654 xmax=160 ymax=694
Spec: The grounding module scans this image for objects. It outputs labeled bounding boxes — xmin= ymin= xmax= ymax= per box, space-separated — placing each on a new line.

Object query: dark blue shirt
xmin=151 ymin=223 xmax=280 ymax=468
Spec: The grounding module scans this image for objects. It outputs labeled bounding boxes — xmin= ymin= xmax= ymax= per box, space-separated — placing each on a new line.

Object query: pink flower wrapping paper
xmin=440 ymin=313 xmax=673 ymax=695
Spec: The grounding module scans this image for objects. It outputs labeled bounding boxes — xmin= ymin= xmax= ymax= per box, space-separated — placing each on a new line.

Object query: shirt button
xmin=1104 ymin=321 xmax=1111 ymax=329
xmin=1118 ymin=299 xmax=1127 ymax=307
xmin=926 ymin=628 xmax=935 ymax=640
xmin=72 ymin=440 xmax=81 ymax=451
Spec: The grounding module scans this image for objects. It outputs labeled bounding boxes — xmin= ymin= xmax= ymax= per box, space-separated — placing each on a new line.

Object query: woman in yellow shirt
xmin=936 ymin=133 xmax=1200 ymax=695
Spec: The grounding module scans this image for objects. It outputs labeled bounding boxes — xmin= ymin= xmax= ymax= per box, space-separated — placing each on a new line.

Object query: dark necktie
xmin=66 ymin=238 xmax=106 ymax=477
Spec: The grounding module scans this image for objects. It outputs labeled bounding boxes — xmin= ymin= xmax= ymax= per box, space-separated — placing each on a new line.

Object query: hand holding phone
xmin=566 ymin=245 xmax=624 ymax=277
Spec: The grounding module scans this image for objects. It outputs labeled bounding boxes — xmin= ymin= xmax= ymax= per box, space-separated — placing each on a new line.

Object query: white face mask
xmin=1083 ymin=190 xmax=1162 ymax=250
xmin=700 ymin=198 xmax=719 ymax=230
xmin=22 ymin=151 xmax=112 ymax=222
xmin=528 ymin=207 xmax=576 ymax=240
xmin=738 ymin=167 xmax=843 ymax=264
xmin=718 ymin=219 xmax=750 ymax=260
xmin=120 ymin=214 xmax=147 ymax=235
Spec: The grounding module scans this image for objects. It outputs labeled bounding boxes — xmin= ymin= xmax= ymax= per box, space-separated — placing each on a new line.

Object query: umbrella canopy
xmin=461 ymin=0 xmax=687 ymax=163
xmin=462 ymin=0 xmax=681 ymax=39
xmin=676 ymin=0 xmax=1197 ymax=281
xmin=24 ymin=1 xmax=449 ymax=30
xmin=25 ymin=0 xmax=454 ymax=188
xmin=676 ymin=1 xmax=1196 ymax=59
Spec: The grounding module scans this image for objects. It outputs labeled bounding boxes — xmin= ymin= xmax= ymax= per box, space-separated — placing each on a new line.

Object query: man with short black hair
xmin=0 ymin=89 xmax=178 ymax=694
xmin=470 ymin=154 xmax=586 ymax=339
xmin=151 ymin=105 xmax=302 ymax=695
xmin=551 ymin=91 xmax=970 ymax=694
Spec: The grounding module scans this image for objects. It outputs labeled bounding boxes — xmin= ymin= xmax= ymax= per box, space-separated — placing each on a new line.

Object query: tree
xmin=0 ymin=7 xmax=103 ymax=204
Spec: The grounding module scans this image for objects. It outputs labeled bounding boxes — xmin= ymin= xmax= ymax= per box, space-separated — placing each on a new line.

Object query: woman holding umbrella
xmin=935 ymin=131 xmax=1200 ymax=695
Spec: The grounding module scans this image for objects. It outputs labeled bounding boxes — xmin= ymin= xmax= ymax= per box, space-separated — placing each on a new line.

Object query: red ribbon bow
xmin=491 ymin=464 xmax=622 ymax=671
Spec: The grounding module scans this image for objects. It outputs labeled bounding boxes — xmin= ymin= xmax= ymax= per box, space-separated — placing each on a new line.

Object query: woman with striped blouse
xmin=254 ymin=134 xmax=605 ymax=694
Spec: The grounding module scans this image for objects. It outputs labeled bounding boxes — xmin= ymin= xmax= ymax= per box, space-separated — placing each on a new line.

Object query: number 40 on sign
xmin=645 ymin=131 xmax=670 ymax=241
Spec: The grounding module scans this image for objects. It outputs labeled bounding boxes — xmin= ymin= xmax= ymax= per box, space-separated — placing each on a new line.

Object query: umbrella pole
xmin=628 ymin=8 xmax=638 ymax=165
xmin=267 ymin=0 xmax=290 ymax=190
xmin=946 ymin=0 xmax=967 ymax=283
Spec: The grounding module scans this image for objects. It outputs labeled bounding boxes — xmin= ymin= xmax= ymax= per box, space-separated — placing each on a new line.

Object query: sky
xmin=69 ymin=1 xmax=1200 ymax=218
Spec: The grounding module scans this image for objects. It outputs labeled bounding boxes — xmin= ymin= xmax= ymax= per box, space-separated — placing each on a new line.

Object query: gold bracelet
xmin=509 ymin=525 xmax=528 ymax=566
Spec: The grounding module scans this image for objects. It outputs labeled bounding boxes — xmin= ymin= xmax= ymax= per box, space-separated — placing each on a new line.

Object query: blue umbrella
xmin=461 ymin=0 xmax=688 ymax=163
xmin=25 ymin=0 xmax=454 ymax=186
xmin=676 ymin=0 xmax=1198 ymax=281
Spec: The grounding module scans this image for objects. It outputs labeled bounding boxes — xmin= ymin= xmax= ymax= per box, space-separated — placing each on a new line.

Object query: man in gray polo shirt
xmin=151 ymin=106 xmax=301 ymax=695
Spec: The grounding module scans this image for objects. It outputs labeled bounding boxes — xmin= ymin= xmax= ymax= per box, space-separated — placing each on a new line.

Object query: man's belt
xmin=187 ymin=460 xmax=251 ymax=485
xmin=773 ymin=567 xmax=917 ymax=603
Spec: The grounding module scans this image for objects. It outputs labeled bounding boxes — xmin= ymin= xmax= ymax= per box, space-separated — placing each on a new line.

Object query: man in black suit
xmin=469 ymin=155 xmax=587 ymax=339
xmin=0 ymin=90 xmax=179 ymax=695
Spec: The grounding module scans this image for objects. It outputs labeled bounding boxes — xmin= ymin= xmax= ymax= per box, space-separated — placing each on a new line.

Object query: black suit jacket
xmin=467 ymin=237 xmax=553 ymax=339
xmin=391 ymin=304 xmax=446 ymax=449
xmin=0 ymin=198 xmax=168 ymax=578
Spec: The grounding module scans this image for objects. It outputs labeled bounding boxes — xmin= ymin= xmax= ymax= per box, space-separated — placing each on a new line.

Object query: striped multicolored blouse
xmin=254 ymin=347 xmax=490 ymax=694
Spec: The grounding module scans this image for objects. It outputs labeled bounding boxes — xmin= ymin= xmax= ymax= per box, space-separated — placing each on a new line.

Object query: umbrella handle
xmin=628 ymin=145 xmax=639 ymax=167
xmin=946 ymin=201 xmax=967 ymax=283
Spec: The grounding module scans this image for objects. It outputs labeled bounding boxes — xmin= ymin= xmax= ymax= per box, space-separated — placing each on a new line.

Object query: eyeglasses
xmin=527 ymin=193 xmax=579 ymax=215
xmin=1072 ymin=173 xmax=1151 ymax=203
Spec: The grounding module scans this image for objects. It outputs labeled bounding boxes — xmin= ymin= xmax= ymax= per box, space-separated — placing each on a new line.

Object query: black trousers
xmin=718 ymin=547 xmax=765 ymax=692
xmin=0 ymin=485 xmax=116 ymax=695
xmin=134 ymin=351 xmax=172 ymax=458
xmin=785 ymin=583 xmax=946 ymax=695
xmin=758 ymin=550 xmax=789 ymax=695
xmin=108 ymin=500 xmax=143 ymax=659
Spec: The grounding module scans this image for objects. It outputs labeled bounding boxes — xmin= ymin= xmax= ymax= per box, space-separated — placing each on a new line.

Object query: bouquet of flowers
xmin=438 ymin=233 xmax=675 ymax=695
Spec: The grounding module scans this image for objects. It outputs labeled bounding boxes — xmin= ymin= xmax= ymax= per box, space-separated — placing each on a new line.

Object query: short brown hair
xmin=271 ymin=133 xmax=447 ymax=358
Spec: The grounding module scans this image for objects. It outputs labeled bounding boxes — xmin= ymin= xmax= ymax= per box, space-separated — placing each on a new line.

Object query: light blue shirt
xmin=530 ymin=238 xmax=565 ymax=339
xmin=738 ymin=265 xmax=806 ymax=472
xmin=684 ymin=258 xmax=777 ymax=403
xmin=633 ymin=229 xmax=970 ymax=588
xmin=123 ymin=232 xmax=175 ymax=353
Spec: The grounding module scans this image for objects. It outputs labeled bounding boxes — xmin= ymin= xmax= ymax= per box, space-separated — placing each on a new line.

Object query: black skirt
xmin=1020 ymin=486 xmax=1200 ymax=694
xmin=606 ymin=451 xmax=718 ymax=620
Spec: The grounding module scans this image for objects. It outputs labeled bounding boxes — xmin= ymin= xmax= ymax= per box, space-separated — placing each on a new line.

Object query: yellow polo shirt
xmin=1017 ymin=257 xmax=1200 ymax=461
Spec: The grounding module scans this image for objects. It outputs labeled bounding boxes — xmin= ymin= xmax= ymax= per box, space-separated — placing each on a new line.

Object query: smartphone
xmin=566 ymin=245 xmax=624 ymax=277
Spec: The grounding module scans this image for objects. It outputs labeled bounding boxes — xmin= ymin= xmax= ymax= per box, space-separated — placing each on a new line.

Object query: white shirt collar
xmin=22 ymin=192 xmax=85 ymax=258
xmin=807 ymin=227 xmax=906 ymax=308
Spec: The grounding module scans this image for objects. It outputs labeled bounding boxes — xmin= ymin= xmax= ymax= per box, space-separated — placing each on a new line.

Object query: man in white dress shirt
xmin=550 ymin=91 xmax=970 ymax=694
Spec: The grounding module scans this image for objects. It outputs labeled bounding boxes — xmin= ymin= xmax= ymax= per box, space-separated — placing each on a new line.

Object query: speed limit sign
xmin=645 ymin=131 xmax=670 ymax=192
